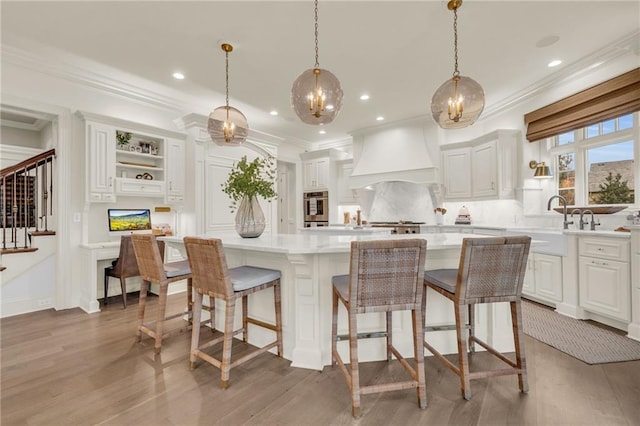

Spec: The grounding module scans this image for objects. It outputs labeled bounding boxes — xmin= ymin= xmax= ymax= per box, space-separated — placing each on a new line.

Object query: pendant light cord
xmin=314 ymin=0 xmax=319 ymax=68
xmin=225 ymin=49 xmax=230 ymax=109
xmin=452 ymin=6 xmax=459 ymax=78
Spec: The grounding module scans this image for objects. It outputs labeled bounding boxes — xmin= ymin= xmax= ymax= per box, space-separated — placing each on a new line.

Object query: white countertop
xmin=161 ymin=231 xmax=495 ymax=255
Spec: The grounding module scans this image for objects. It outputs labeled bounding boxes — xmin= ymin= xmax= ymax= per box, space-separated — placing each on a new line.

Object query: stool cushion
xmin=164 ymin=260 xmax=191 ymax=278
xmin=332 ymin=275 xmax=349 ymax=300
xmin=424 ymin=269 xmax=457 ymax=294
xmin=229 ymin=266 xmax=281 ymax=291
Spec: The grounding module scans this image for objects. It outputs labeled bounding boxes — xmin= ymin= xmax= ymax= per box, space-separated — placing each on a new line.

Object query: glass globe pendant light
xmin=291 ymin=0 xmax=343 ymax=125
xmin=431 ymin=0 xmax=485 ymax=129
xmin=208 ymin=43 xmax=248 ymax=146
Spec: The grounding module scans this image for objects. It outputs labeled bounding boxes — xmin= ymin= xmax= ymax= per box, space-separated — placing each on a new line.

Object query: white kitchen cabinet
xmin=79 ymin=111 xmax=186 ymax=203
xmin=441 ymin=129 xmax=520 ymax=201
xmin=86 ymin=122 xmax=116 ymax=202
xmin=442 ymin=147 xmax=472 ymax=199
xmin=471 ymin=140 xmax=498 ymax=198
xmin=522 ymin=253 xmax=563 ymax=306
xmin=578 ymin=236 xmax=630 ymax=322
xmin=303 ymin=157 xmax=329 ymax=190
xmin=165 ymin=138 xmax=185 ymax=203
xmin=336 ymin=160 xmax=358 ymax=204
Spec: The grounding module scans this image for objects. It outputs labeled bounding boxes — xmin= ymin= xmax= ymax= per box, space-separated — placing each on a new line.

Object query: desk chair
xmin=104 ymin=235 xmax=165 ymax=308
xmin=131 ymin=234 xmax=193 ymax=354
xmin=423 ymin=236 xmax=531 ymax=400
xmin=183 ymin=237 xmax=283 ymax=389
xmin=331 ymin=239 xmax=427 ymax=418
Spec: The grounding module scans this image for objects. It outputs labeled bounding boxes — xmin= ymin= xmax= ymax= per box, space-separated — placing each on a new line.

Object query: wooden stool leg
xmin=348 ymin=308 xmax=361 ymax=418
xmin=242 ymin=294 xmax=248 ymax=343
xmin=154 ymin=284 xmax=169 ymax=354
xmin=455 ymin=303 xmax=472 ymax=400
xmin=274 ymin=282 xmax=283 ymax=357
xmin=209 ymin=296 xmax=216 ymax=332
xmin=511 ymin=300 xmax=529 ymax=393
xmin=136 ymin=280 xmax=149 ymax=342
xmin=331 ymin=288 xmax=339 ymax=367
xmin=190 ymin=292 xmax=203 ymax=369
xmin=104 ymin=274 xmax=109 ymax=306
xmin=468 ymin=304 xmax=475 ymax=354
xmin=119 ymin=277 xmax=127 ymax=309
xmin=220 ymin=299 xmax=237 ymax=389
xmin=412 ymin=307 xmax=427 ymax=409
xmin=186 ymin=278 xmax=193 ymax=324
xmin=386 ymin=311 xmax=392 ymax=362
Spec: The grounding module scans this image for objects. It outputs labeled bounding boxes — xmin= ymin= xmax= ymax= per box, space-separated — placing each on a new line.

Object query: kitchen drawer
xmin=116 ymin=178 xmax=165 ymax=197
xmin=579 ymin=236 xmax=629 ymax=262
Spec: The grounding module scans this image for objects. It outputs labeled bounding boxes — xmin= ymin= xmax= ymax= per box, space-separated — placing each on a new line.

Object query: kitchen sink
xmin=505 ymin=228 xmax=567 ymax=256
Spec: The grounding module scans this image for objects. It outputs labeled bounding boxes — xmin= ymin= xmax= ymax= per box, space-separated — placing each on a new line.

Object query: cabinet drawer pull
xmin=591 ymin=260 xmax=608 ymax=266
xmin=596 ymin=247 xmax=604 ymax=251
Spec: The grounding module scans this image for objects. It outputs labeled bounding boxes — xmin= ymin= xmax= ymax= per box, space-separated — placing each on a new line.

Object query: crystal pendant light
xmin=208 ymin=43 xmax=248 ymax=146
xmin=431 ymin=0 xmax=485 ymax=129
xmin=291 ymin=0 xmax=343 ymax=125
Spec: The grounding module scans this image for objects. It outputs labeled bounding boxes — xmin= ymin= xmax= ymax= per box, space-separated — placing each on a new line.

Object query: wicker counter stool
xmin=331 ymin=238 xmax=427 ymax=418
xmin=183 ymin=237 xmax=283 ymax=389
xmin=104 ymin=235 xmax=165 ymax=309
xmin=423 ymin=236 xmax=531 ymax=400
xmin=131 ymin=234 xmax=193 ymax=354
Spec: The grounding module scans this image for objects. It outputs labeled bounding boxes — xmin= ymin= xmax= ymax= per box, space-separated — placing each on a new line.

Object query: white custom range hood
xmin=349 ymin=121 xmax=440 ymax=189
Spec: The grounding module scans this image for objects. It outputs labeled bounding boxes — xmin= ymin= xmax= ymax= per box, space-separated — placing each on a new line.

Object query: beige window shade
xmin=524 ymin=67 xmax=640 ymax=142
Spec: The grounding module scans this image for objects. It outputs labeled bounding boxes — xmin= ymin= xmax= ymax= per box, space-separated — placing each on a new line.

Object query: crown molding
xmin=481 ymin=30 xmax=640 ymax=120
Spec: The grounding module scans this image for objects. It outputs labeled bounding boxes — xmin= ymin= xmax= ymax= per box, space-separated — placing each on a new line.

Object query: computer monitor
xmin=107 ymin=209 xmax=152 ymax=236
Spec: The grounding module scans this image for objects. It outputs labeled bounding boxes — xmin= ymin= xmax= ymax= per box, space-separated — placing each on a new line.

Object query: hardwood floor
xmin=2 ymin=293 xmax=639 ymax=425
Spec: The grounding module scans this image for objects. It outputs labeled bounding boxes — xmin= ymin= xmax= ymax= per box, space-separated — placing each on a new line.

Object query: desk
xmin=161 ymin=231 xmax=527 ymax=370
xmin=79 ymin=241 xmax=185 ymax=313
xmin=80 ymin=242 xmax=121 ymax=313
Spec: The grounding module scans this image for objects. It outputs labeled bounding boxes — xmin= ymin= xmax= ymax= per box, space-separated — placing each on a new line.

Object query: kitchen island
xmin=162 ymin=231 xmax=524 ymax=370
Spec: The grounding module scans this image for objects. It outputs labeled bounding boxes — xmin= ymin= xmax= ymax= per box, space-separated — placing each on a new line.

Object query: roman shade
xmin=524 ymin=67 xmax=640 ymax=142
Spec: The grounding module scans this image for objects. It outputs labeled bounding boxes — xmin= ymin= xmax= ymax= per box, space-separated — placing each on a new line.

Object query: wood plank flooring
xmin=2 ymin=293 xmax=639 ymax=425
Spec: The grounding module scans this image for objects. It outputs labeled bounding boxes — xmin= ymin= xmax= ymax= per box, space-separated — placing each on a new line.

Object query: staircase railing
xmin=1 ymin=149 xmax=56 ymax=252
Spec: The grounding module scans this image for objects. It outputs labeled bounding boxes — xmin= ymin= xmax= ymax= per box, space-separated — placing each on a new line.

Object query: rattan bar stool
xmin=131 ymin=234 xmax=193 ymax=354
xmin=104 ymin=235 xmax=165 ymax=308
xmin=423 ymin=236 xmax=531 ymax=400
xmin=183 ymin=236 xmax=283 ymax=389
xmin=331 ymin=238 xmax=427 ymax=418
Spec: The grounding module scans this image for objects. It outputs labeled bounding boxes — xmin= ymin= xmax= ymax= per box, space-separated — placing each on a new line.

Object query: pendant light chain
xmin=225 ymin=48 xmax=230 ymax=109
xmin=314 ymin=0 xmax=319 ymax=68
xmin=452 ymin=6 xmax=459 ymax=78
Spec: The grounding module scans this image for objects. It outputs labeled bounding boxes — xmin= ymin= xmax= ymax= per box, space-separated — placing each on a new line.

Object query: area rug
xmin=521 ymin=300 xmax=640 ymax=365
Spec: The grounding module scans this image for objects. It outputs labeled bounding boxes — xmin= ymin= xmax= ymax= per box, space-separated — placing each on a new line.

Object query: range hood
xmin=349 ymin=123 xmax=440 ymax=189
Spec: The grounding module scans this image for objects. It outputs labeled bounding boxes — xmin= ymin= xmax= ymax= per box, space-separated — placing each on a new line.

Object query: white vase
xmin=235 ymin=195 xmax=266 ymax=238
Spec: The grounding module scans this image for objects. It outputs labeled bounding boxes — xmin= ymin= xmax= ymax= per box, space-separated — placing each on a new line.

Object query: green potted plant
xmin=222 ymin=155 xmax=277 ymax=237
xmin=116 ymin=131 xmax=132 ymax=149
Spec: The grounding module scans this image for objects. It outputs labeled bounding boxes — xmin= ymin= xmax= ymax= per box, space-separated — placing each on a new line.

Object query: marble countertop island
xmin=161 ymin=231 xmax=526 ymax=370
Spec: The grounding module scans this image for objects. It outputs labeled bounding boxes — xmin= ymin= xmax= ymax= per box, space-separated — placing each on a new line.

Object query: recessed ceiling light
xmin=270 ymin=110 xmax=278 ymax=116
xmin=319 ymin=130 xmax=326 ymax=134
xmin=360 ymin=94 xmax=370 ymax=101
xmin=172 ymin=72 xmax=185 ymax=80
xmin=535 ymin=35 xmax=560 ymax=48
xmin=547 ymin=60 xmax=562 ymax=68
xmin=376 ymin=116 xmax=384 ymax=121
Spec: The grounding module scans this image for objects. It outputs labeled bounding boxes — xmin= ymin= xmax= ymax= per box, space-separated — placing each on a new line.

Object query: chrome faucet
xmin=570 ymin=209 xmax=582 ymax=229
xmin=547 ymin=195 xmax=573 ymax=229
xmin=580 ymin=209 xmax=600 ymax=231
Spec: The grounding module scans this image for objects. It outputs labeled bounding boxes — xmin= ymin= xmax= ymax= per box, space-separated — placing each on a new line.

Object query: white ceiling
xmin=1 ymin=1 xmax=639 ymax=146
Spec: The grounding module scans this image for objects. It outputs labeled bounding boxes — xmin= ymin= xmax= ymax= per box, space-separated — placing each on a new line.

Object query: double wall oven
xmin=303 ymin=191 xmax=329 ymax=227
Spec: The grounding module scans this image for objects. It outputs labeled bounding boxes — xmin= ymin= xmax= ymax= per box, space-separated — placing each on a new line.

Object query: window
xmin=550 ymin=113 xmax=636 ymax=206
